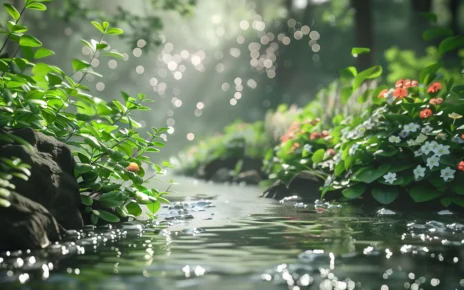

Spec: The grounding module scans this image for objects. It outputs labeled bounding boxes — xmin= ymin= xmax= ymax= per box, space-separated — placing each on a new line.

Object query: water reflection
xmin=1 ymin=177 xmax=464 ymax=289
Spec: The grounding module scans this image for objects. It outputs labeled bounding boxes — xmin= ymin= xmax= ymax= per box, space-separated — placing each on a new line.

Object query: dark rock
xmin=210 ymin=168 xmax=233 ymax=183
xmin=0 ymin=191 xmax=61 ymax=251
xmin=199 ymin=157 xmax=264 ymax=181
xmin=0 ymin=128 xmax=83 ymax=230
xmin=262 ymin=171 xmax=323 ymax=201
xmin=234 ymin=170 xmax=261 ymax=185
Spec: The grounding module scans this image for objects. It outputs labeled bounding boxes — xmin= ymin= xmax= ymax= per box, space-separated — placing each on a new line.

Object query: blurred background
xmin=2 ymin=0 xmax=463 ymax=159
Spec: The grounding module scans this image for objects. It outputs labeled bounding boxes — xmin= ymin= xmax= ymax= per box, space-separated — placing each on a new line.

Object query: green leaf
xmin=90 ymin=213 xmax=98 ymax=225
xmin=438 ymin=36 xmax=464 ymax=56
xmin=91 ymin=21 xmax=105 ymax=33
xmin=99 ymin=191 xmax=127 ymax=208
xmin=409 ymin=183 xmax=443 ymax=202
xmin=4 ymin=4 xmax=20 ymax=21
xmin=72 ymin=59 xmax=90 ymax=72
xmin=25 ymin=2 xmax=47 ymax=11
xmin=80 ymin=195 xmax=93 ymax=206
xmin=351 ymin=47 xmax=370 ymax=55
xmin=106 ymin=28 xmax=124 ymax=35
xmin=311 ymin=149 xmax=325 ymax=164
xmin=353 ymin=65 xmax=382 ymax=91
xmin=422 ymin=28 xmax=453 ymax=41
xmin=450 ymin=179 xmax=464 ymax=195
xmin=101 ymin=51 xmax=124 ymax=59
xmin=19 ymin=35 xmax=42 ymax=47
xmin=339 ymin=66 xmax=357 ymax=79
xmin=112 ymin=100 xmax=127 ymax=113
xmin=92 ymin=209 xmax=120 ymax=223
xmin=419 ymin=62 xmax=442 ymax=84
xmin=420 ymin=12 xmax=437 ymax=23
xmin=75 ymin=163 xmax=94 ymax=174
xmin=341 ymin=87 xmax=353 ymax=104
xmin=34 ymin=48 xmax=55 ymax=59
xmin=126 ymin=201 xmax=142 ymax=216
xmin=147 ymin=201 xmax=161 ymax=214
xmin=371 ymin=185 xmax=399 ymax=205
xmin=342 ymin=183 xmax=366 ymax=199
xmin=355 ymin=163 xmax=391 ymax=184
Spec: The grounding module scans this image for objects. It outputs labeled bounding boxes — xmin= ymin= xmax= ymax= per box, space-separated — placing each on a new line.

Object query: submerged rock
xmin=262 ymin=171 xmax=323 ymax=201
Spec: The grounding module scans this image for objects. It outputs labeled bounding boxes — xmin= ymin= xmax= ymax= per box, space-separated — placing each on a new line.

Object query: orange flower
xmin=420 ymin=108 xmax=432 ymax=119
xmin=393 ymin=87 xmax=408 ymax=98
xmin=411 ymin=80 xmax=418 ymax=87
xmin=126 ymin=162 xmax=140 ymax=172
xmin=310 ymin=132 xmax=321 ymax=140
xmin=290 ymin=142 xmax=300 ymax=152
xmin=462 ymin=134 xmax=464 ymax=139
xmin=378 ymin=89 xmax=388 ymax=98
xmin=427 ymin=82 xmax=442 ymax=93
xmin=436 ymin=98 xmax=443 ymax=104
xmin=321 ymin=130 xmax=330 ymax=137
xmin=326 ymin=149 xmax=336 ymax=156
xmin=395 ymin=79 xmax=404 ymax=88
xmin=458 ymin=161 xmax=464 ymax=172
xmin=429 ymin=98 xmax=438 ymax=105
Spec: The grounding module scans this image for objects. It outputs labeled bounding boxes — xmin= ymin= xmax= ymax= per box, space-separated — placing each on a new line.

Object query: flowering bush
xmin=324 ymin=76 xmax=464 ymax=207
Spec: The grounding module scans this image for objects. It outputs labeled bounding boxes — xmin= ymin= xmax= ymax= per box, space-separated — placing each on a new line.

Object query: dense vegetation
xmin=0 ymin=0 xmax=171 ymax=224
xmin=175 ymin=24 xmax=464 ymax=209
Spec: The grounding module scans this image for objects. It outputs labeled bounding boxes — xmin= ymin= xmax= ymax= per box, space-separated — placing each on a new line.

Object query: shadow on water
xmin=1 ymin=176 xmax=464 ymax=290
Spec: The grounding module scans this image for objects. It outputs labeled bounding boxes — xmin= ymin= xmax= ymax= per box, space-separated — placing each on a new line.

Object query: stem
xmin=0 ymin=6 xmax=26 ymax=55
xmin=91 ymin=134 xmax=132 ymax=165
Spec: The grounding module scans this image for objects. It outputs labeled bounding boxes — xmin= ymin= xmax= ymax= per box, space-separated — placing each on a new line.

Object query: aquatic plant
xmin=0 ymin=0 xmax=171 ymax=224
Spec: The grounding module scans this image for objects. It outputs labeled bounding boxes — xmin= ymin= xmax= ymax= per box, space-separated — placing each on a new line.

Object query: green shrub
xmin=0 ymin=0 xmax=171 ymax=224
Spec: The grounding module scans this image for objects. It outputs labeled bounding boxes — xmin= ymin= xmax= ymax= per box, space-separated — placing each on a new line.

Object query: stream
xmin=1 ymin=176 xmax=464 ymax=290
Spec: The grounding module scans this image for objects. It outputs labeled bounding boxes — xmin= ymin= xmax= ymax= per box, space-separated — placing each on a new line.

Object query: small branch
xmin=0 ymin=6 xmax=26 ymax=55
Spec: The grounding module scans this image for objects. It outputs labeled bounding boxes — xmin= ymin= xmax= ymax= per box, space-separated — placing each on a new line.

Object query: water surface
xmin=1 ymin=177 xmax=464 ymax=290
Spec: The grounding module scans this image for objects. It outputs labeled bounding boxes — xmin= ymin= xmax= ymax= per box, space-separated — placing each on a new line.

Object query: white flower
xmin=426 ymin=156 xmax=440 ymax=169
xmin=407 ymin=140 xmax=418 ymax=146
xmin=440 ymin=167 xmax=456 ymax=182
xmin=433 ymin=144 xmax=450 ymax=157
xmin=403 ymin=123 xmax=420 ymax=133
xmin=413 ymin=165 xmax=426 ymax=180
xmin=303 ymin=144 xmax=312 ymax=152
xmin=421 ymin=141 xmax=438 ymax=155
xmin=414 ymin=150 xmax=422 ymax=157
xmin=389 ymin=136 xmax=401 ymax=144
xmin=421 ymin=125 xmax=433 ymax=134
xmin=333 ymin=153 xmax=342 ymax=165
xmin=415 ymin=134 xmax=427 ymax=144
xmin=383 ymin=172 xmax=397 ymax=184
xmin=363 ymin=120 xmax=374 ymax=130
xmin=452 ymin=135 xmax=464 ymax=144
xmin=399 ymin=130 xmax=409 ymax=138
xmin=349 ymin=144 xmax=359 ymax=156
xmin=324 ymin=175 xmax=333 ymax=187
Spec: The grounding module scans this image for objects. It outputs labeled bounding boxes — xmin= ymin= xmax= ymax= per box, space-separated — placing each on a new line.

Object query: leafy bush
xmin=171 ymin=120 xmax=270 ymax=176
xmin=0 ymin=0 xmax=171 ymax=224
xmin=264 ymin=30 xmax=464 ymax=209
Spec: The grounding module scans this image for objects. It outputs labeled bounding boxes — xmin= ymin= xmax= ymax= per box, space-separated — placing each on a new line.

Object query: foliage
xmin=46 ymin=0 xmax=196 ymax=50
xmin=171 ymin=120 xmax=270 ymax=176
xmin=263 ymin=29 xmax=464 ymax=208
xmin=0 ymin=132 xmax=32 ymax=208
xmin=0 ymin=0 xmax=171 ymax=224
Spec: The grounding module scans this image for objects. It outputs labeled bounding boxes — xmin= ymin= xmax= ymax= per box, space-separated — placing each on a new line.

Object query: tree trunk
xmin=449 ymin=0 xmax=459 ymax=35
xmin=351 ymin=0 xmax=373 ymax=70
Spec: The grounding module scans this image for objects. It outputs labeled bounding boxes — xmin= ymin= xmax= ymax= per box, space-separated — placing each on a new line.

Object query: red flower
xmin=393 ymin=87 xmax=408 ymax=98
xmin=420 ymin=108 xmax=432 ymax=119
xmin=310 ymin=132 xmax=322 ymax=140
xmin=378 ymin=89 xmax=388 ymax=98
xmin=395 ymin=79 xmax=404 ymax=88
xmin=429 ymin=98 xmax=438 ymax=105
xmin=290 ymin=142 xmax=300 ymax=152
xmin=436 ymin=98 xmax=443 ymax=104
xmin=461 ymin=134 xmax=464 ymax=139
xmin=427 ymin=82 xmax=442 ymax=93
xmin=458 ymin=161 xmax=464 ymax=172
xmin=326 ymin=149 xmax=336 ymax=156
xmin=126 ymin=162 xmax=140 ymax=172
